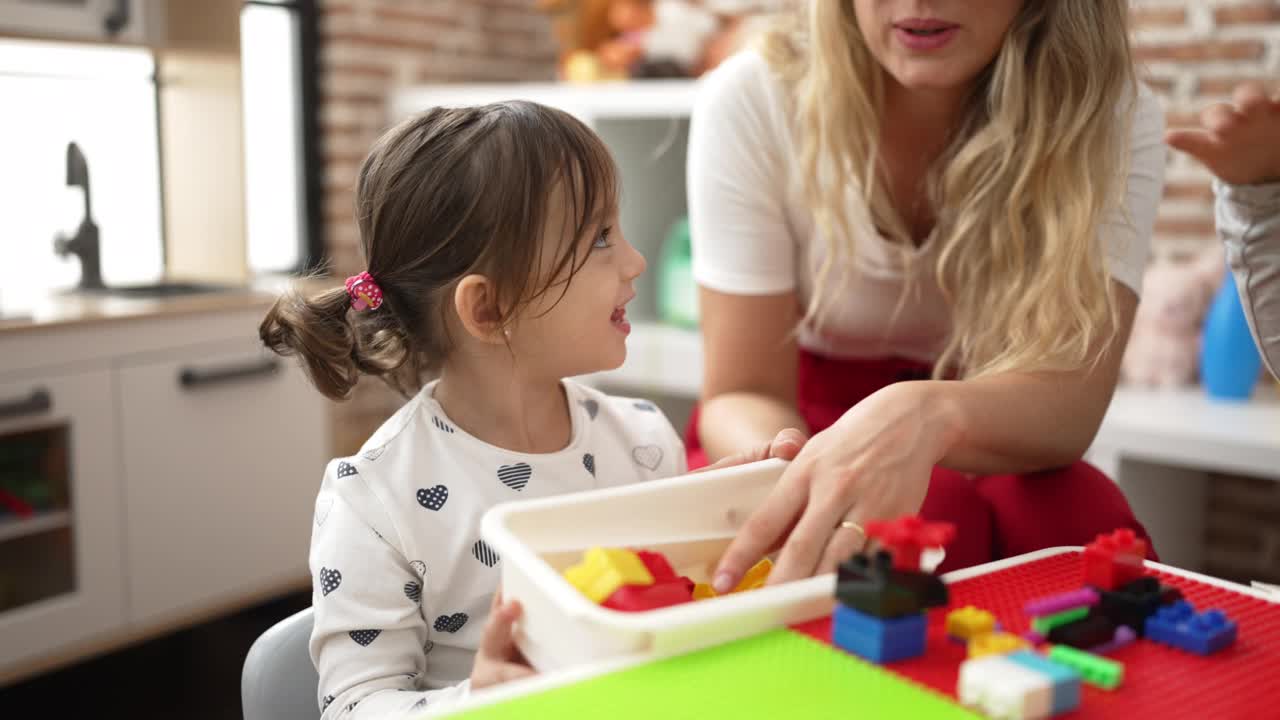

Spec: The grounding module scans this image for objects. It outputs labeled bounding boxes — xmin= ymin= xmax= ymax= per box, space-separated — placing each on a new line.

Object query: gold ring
xmin=837 ymin=520 xmax=864 ymax=535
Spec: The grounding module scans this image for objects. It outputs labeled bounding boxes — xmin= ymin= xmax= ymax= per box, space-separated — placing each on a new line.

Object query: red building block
xmin=1084 ymin=529 xmax=1148 ymax=590
xmin=635 ymin=550 xmax=679 ymax=582
xmin=602 ymin=578 xmax=695 ymax=612
xmin=863 ymin=516 xmax=957 ymax=571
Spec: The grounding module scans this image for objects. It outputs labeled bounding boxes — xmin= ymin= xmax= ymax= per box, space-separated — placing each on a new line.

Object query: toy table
xmin=423 ymin=548 xmax=1280 ymax=719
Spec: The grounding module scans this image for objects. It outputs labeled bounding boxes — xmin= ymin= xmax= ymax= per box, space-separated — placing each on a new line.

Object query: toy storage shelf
xmin=1086 ymin=383 xmax=1280 ymax=575
xmin=391 ymin=79 xmax=700 ymax=122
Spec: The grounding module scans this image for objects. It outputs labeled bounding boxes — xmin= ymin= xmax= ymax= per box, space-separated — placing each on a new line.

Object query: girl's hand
xmin=1167 ymin=81 xmax=1280 ymax=186
xmin=469 ymin=592 xmax=536 ymax=691
xmin=694 ymin=427 xmax=808 ymax=473
xmin=710 ymin=382 xmax=956 ymax=593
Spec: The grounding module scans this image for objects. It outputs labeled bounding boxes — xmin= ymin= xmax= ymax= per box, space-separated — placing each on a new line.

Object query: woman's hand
xmin=469 ymin=592 xmax=536 ymax=691
xmin=1167 ymin=80 xmax=1280 ymax=186
xmin=694 ymin=427 xmax=808 ymax=473
xmin=710 ymin=382 xmax=961 ymax=593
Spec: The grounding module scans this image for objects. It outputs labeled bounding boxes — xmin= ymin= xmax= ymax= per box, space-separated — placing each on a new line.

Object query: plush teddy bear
xmin=1120 ymin=243 xmax=1226 ymax=388
xmin=540 ymin=0 xmax=767 ymax=82
xmin=598 ymin=0 xmax=720 ymax=78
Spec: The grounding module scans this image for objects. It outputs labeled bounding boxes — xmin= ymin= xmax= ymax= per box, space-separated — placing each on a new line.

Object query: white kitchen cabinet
xmin=116 ymin=335 xmax=326 ymax=626
xmin=0 ymin=366 xmax=126 ymax=674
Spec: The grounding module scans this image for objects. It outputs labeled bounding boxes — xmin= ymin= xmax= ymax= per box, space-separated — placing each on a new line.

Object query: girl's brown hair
xmin=260 ymin=101 xmax=618 ymax=401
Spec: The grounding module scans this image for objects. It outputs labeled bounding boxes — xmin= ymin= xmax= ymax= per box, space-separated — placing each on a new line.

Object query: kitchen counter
xmin=0 ymin=276 xmax=337 ymax=335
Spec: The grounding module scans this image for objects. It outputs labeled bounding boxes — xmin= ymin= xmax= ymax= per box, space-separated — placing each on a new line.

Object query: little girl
xmin=261 ymin=101 xmax=800 ymax=718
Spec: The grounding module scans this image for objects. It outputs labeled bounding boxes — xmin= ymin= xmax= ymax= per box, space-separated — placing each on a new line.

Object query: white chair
xmin=242 ymin=607 xmax=320 ymax=720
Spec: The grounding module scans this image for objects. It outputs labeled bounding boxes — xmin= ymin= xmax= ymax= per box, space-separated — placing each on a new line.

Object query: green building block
xmin=444 ymin=630 xmax=982 ymax=719
xmin=1047 ymin=644 xmax=1124 ymax=690
xmin=1031 ymin=606 xmax=1090 ymax=635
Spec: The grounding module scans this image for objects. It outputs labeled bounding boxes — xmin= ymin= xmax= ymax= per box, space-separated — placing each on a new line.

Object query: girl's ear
xmin=454 ymin=275 xmax=506 ymax=344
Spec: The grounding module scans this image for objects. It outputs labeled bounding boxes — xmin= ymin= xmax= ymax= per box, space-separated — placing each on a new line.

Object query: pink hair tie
xmin=344 ymin=271 xmax=384 ymax=311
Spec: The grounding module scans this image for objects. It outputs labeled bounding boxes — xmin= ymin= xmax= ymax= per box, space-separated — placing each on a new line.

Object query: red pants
xmin=684 ymin=350 xmax=1157 ymax=573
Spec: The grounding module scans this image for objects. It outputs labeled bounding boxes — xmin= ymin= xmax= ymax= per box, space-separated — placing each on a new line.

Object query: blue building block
xmin=1144 ymin=600 xmax=1237 ymax=655
xmin=1006 ymin=650 xmax=1082 ymax=716
xmin=833 ymin=603 xmax=926 ymax=664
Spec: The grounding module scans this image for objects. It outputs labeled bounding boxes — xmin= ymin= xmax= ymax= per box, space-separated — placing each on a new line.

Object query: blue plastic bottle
xmin=1199 ymin=267 xmax=1263 ymax=401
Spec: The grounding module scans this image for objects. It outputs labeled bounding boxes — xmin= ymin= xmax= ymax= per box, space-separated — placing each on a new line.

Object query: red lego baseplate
xmin=792 ymin=550 xmax=1280 ymax=720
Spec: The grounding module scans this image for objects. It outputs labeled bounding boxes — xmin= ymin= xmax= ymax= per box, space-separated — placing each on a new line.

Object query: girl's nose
xmin=623 ymin=238 xmax=647 ymax=279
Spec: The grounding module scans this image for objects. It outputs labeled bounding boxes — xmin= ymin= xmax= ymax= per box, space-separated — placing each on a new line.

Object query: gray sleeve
xmin=1215 ymin=179 xmax=1280 ymax=379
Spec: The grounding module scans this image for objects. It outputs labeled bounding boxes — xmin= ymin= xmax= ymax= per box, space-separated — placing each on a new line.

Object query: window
xmin=240 ymin=0 xmax=323 ymax=275
xmin=0 ymin=38 xmax=162 ymax=304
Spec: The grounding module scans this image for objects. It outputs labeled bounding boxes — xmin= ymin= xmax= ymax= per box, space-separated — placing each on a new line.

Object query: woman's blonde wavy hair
xmin=762 ymin=0 xmax=1136 ymax=379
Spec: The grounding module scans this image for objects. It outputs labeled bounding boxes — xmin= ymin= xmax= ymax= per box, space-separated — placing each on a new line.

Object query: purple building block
xmin=1090 ymin=625 xmax=1137 ymax=655
xmin=1025 ymin=588 xmax=1100 ymax=617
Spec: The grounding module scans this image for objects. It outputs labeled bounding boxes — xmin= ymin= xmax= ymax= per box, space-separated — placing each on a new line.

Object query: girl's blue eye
xmin=592 ymin=226 xmax=613 ymax=249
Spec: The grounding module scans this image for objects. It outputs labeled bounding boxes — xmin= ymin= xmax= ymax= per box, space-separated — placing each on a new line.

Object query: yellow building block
xmin=693 ymin=583 xmax=718 ymax=600
xmin=946 ymin=606 xmax=996 ymax=641
xmin=967 ymin=632 xmax=1030 ymax=659
xmin=563 ymin=548 xmax=653 ymax=604
xmin=731 ymin=558 xmax=774 ymax=593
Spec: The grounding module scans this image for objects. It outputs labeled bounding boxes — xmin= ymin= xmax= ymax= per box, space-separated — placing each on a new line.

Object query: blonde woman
xmin=687 ymin=0 xmax=1166 ymax=593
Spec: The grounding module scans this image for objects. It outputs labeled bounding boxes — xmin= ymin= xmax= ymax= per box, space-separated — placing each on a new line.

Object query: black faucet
xmin=53 ymin=142 xmax=104 ymax=291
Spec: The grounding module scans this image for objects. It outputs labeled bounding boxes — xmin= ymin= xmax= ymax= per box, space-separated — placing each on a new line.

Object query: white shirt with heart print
xmin=308 ymin=378 xmax=686 ymax=719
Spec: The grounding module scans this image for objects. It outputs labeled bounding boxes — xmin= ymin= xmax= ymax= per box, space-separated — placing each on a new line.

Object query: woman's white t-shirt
xmin=688 ymin=50 xmax=1167 ymax=362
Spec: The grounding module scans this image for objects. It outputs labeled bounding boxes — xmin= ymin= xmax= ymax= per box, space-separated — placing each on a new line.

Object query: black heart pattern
xmin=319 ymin=567 xmax=341 ymax=596
xmin=417 ymin=485 xmax=448 ymax=511
xmin=582 ymin=398 xmax=599 ymax=419
xmin=349 ymin=629 xmax=381 ymax=646
xmin=346 ymin=701 xmax=359 ymax=712
xmin=634 ymin=400 xmax=658 ymax=412
xmin=322 ymin=695 xmax=335 ymax=711
xmin=410 ymin=560 xmax=426 ymax=577
xmin=632 ymin=444 xmax=663 ymax=471
xmin=336 ymin=461 xmax=358 ymax=478
xmin=432 ymin=416 xmax=455 ymax=433
xmin=434 ymin=613 xmax=468 ymax=633
xmin=404 ymin=581 xmax=422 ymax=603
xmin=497 ymin=463 xmax=531 ymax=491
xmin=473 ymin=539 xmax=499 ymax=567
xmin=583 ymin=453 xmax=595 ymax=476
xmin=362 ymin=446 xmax=386 ymax=461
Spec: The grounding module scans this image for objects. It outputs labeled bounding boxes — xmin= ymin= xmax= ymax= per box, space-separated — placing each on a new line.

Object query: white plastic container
xmin=479 ymin=458 xmax=836 ymax=672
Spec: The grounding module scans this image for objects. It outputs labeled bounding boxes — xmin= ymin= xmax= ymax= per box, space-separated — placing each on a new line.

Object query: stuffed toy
xmin=540 ymin=0 xmax=768 ymax=82
xmin=1121 ymin=243 xmax=1226 ymax=388
xmin=538 ymin=0 xmax=626 ymax=82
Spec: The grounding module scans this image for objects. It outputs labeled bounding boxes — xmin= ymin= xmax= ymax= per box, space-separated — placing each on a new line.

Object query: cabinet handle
xmin=178 ymin=359 xmax=280 ymax=390
xmin=0 ymin=388 xmax=52 ymax=420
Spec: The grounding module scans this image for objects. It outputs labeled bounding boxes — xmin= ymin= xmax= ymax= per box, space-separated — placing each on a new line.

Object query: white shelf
xmin=1092 ymin=384 xmax=1280 ymax=480
xmin=390 ymin=79 xmax=699 ymax=124
xmin=580 ymin=321 xmax=703 ymax=398
xmin=0 ymin=509 xmax=71 ymax=544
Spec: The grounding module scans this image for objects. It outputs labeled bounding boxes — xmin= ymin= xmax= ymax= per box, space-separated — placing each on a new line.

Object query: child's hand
xmin=469 ymin=592 xmax=536 ymax=691
xmin=696 ymin=427 xmax=808 ymax=473
xmin=1167 ymin=81 xmax=1280 ymax=186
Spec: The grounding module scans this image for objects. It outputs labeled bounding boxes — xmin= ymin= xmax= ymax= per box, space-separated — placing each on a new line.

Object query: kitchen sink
xmin=76 ymin=281 xmax=247 ymax=299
